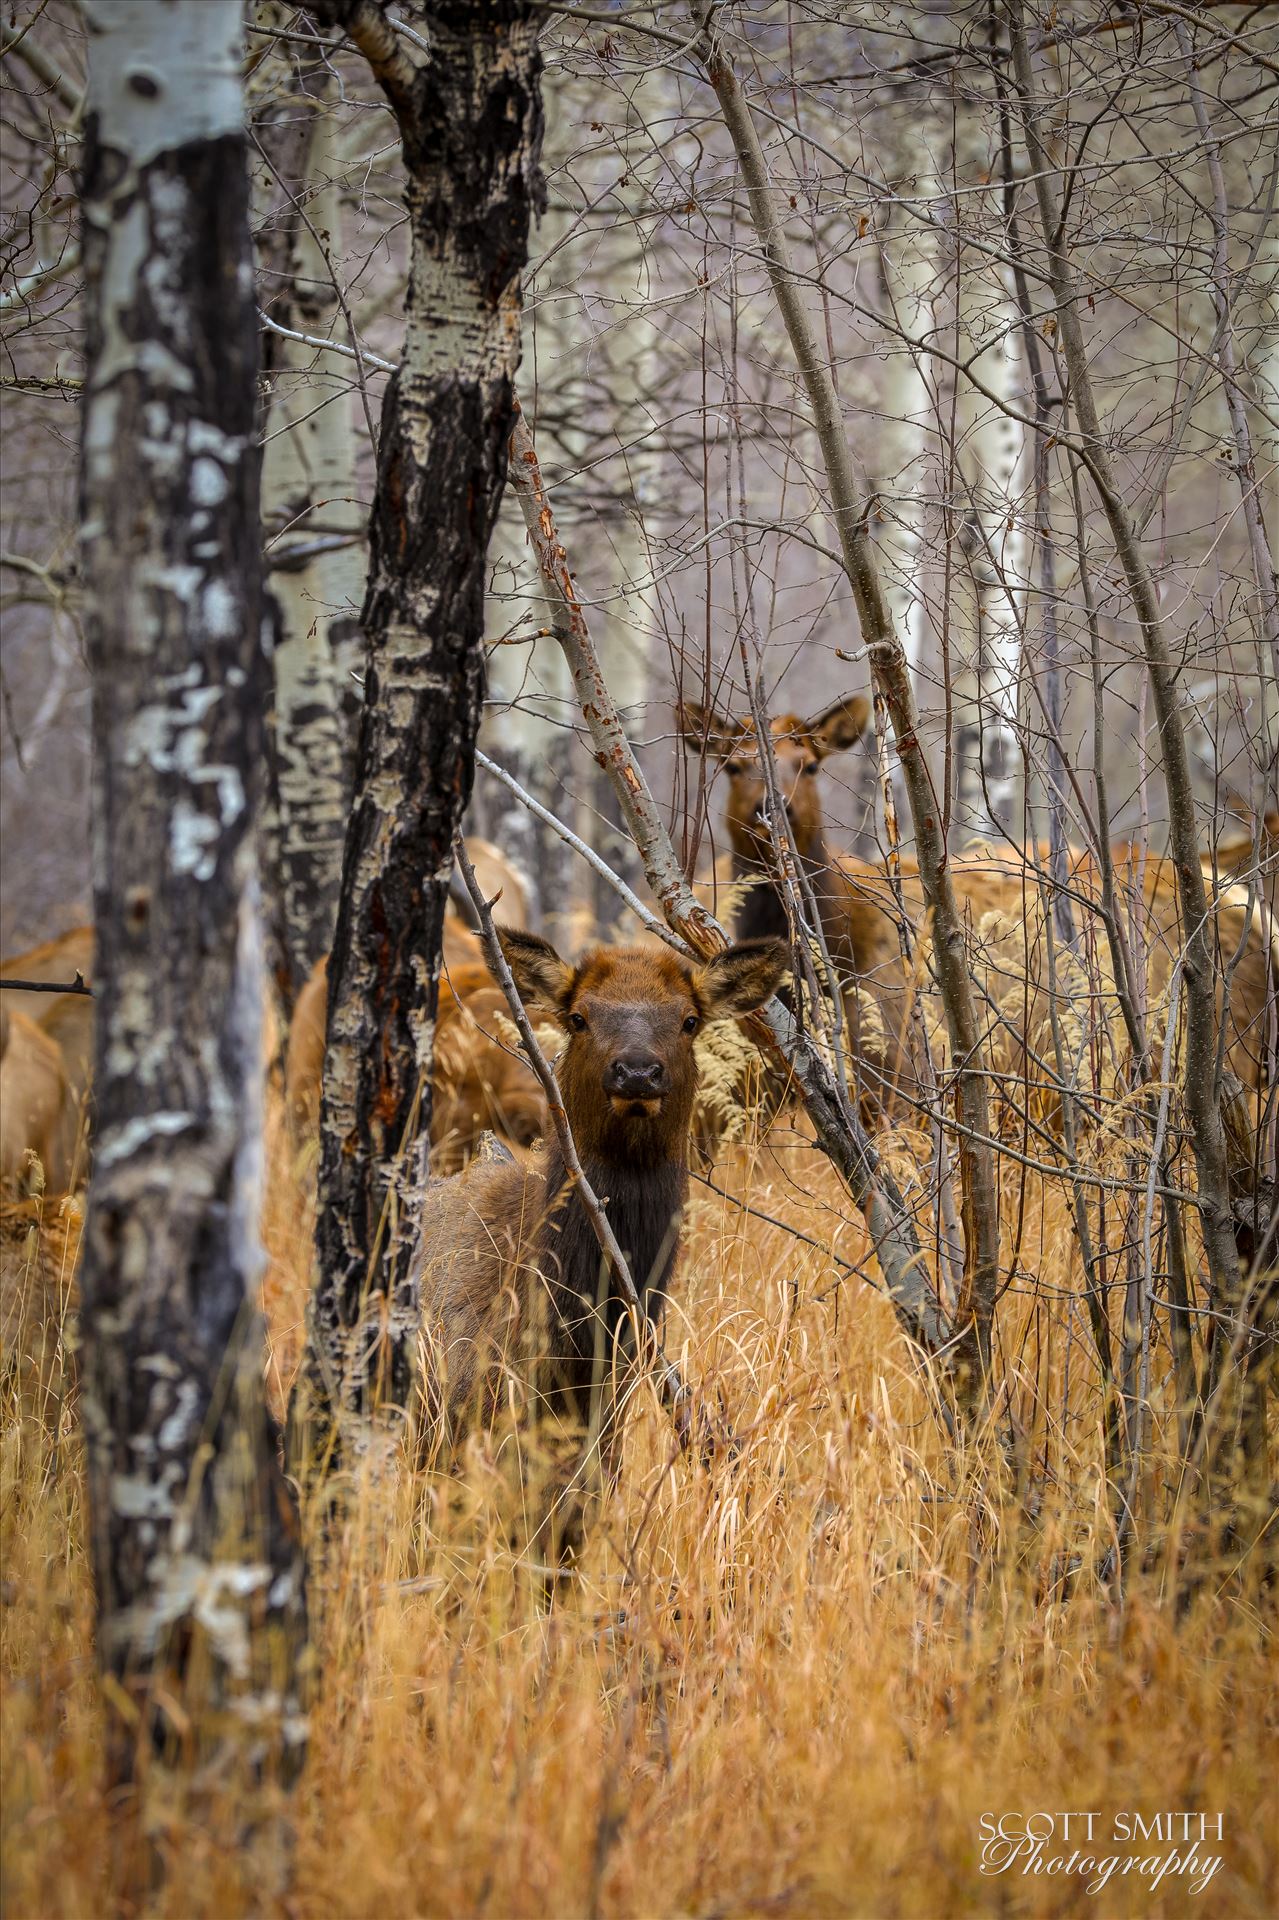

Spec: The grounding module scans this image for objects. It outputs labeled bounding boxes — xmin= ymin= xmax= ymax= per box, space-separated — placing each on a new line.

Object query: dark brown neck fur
xmin=538 ymin=1147 xmax=686 ymax=1420
xmin=731 ymin=836 xmax=849 ymax=970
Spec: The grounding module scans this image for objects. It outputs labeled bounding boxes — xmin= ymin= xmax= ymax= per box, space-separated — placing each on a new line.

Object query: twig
xmin=257 ymin=309 xmax=396 ymax=376
xmin=1 ymin=22 xmax=81 ymax=114
xmin=250 ymin=131 xmax=381 ymax=447
xmin=688 ymin=0 xmax=1000 ymax=1397
xmin=0 ymin=248 xmax=80 ymax=318
xmin=690 ymin=1168 xmax=866 ymax=1282
xmin=474 ymin=748 xmax=682 ymax=951
xmin=1 ymin=975 xmax=91 ymax=996
xmin=507 ymin=398 xmax=956 ymax=1383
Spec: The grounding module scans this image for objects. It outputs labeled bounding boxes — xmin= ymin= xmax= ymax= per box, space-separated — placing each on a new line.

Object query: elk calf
xmin=417 ymin=929 xmax=789 ymax=1562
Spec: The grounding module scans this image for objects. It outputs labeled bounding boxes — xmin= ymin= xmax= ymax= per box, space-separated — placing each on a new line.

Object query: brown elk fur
xmin=427 ymin=963 xmax=546 ymax=1172
xmin=284 ymin=915 xmax=542 ymax=1165
xmin=0 ymin=1002 xmax=79 ymax=1196
xmin=36 ymin=994 xmax=93 ymax=1189
xmin=0 ymin=924 xmax=94 ymax=1026
xmin=39 ymin=994 xmax=93 ymax=1108
xmin=418 ymin=930 xmax=790 ymax=1560
xmin=449 ymin=837 xmax=532 ymax=933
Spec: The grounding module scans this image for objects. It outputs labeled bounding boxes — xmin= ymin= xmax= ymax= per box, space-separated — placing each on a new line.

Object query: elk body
xmin=284 ymin=837 xmax=535 ymax=1161
xmin=417 ymin=929 xmax=789 ymax=1562
xmin=283 ymin=925 xmax=540 ymax=1164
xmin=0 ymin=1001 xmax=79 ymax=1196
xmin=682 ymin=699 xmax=1278 ymax=1131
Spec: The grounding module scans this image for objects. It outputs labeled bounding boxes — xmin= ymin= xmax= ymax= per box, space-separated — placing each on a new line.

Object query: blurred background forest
xmin=4 ymin=0 xmax=1275 ymax=953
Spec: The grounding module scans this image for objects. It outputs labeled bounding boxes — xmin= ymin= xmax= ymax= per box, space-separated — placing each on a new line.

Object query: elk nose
xmin=603 ymin=1055 xmax=668 ymax=1100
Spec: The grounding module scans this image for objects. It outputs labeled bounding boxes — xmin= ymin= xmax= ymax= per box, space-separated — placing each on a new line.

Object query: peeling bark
xmin=77 ymin=0 xmax=307 ymax=1803
xmin=257 ymin=57 xmax=364 ymax=999
xmin=296 ymin=0 xmax=545 ymax=1449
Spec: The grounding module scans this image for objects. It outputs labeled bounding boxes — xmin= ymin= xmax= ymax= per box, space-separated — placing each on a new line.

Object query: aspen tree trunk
xmin=693 ymin=1 xmax=1002 ymax=1392
xmin=951 ymin=34 xmax=1023 ymax=840
xmin=953 ymin=304 xmax=1023 ymax=842
xmin=478 ymin=153 xmax=579 ymax=927
xmin=258 ymin=62 xmax=365 ymax=999
xmin=580 ymin=73 xmax=672 ymax=931
xmin=77 ymin=0 xmax=307 ymax=1803
xmin=482 ymin=494 xmax=576 ymax=929
xmin=875 ymin=78 xmax=943 ymax=702
xmin=297 ymin=0 xmax=544 ymax=1450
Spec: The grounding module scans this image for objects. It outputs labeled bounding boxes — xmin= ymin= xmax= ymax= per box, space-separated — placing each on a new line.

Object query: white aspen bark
xmin=960 ymin=310 xmax=1025 ymax=839
xmin=77 ymin=0 xmax=307 ymax=1806
xmin=476 ymin=147 xmax=577 ymax=923
xmin=875 ymin=90 xmax=943 ymax=692
xmin=578 ymin=65 xmax=680 ymax=928
xmin=482 ymin=495 xmax=576 ymax=927
xmin=259 ymin=68 xmax=365 ymax=992
xmin=590 ymin=434 xmax=660 ymax=929
xmin=951 ymin=87 xmax=1023 ymax=840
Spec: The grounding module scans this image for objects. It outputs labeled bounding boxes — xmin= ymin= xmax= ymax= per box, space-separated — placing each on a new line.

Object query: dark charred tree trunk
xmin=294 ymin=0 xmax=545 ymax=1456
xmin=77 ymin=0 xmax=307 ymax=1808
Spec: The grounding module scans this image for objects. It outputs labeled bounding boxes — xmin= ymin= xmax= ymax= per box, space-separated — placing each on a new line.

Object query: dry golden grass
xmin=2 ymin=1098 xmax=1276 ymax=1918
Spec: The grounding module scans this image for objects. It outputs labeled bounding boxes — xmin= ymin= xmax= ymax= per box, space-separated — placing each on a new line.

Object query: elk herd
xmin=2 ymin=700 xmax=1275 ymax=1568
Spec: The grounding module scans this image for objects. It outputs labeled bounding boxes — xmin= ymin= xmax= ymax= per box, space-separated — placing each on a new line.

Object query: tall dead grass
xmin=2 ymin=1100 xmax=1275 ymax=1918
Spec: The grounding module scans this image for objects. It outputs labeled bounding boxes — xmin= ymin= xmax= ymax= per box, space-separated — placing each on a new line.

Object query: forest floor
xmin=1 ymin=1090 xmax=1276 ymax=1918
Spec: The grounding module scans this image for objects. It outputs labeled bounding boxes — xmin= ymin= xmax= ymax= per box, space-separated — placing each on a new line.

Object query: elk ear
xmin=806 ymin=693 xmax=870 ymax=759
xmin=697 ymin=937 xmax=791 ymax=1019
xmin=494 ymin=927 xmax=572 ymax=1016
xmin=678 ymin=698 xmax=743 ymax=762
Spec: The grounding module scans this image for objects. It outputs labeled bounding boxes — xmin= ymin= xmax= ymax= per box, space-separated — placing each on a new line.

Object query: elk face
xmin=680 ymin=695 xmax=870 ymax=866
xmin=496 ymin=930 xmax=790 ymax=1166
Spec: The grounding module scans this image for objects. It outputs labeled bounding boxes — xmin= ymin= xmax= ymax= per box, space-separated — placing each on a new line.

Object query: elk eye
xmin=569 ymin=1011 xmax=587 ymax=1032
xmin=683 ymin=1013 xmax=700 ymax=1035
xmin=725 ymin=762 xmax=743 ymax=777
xmin=803 ymin=761 xmax=819 ymax=776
